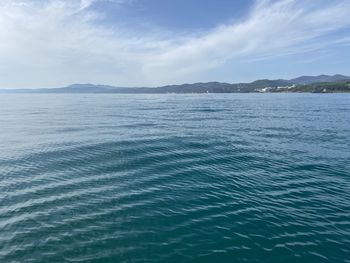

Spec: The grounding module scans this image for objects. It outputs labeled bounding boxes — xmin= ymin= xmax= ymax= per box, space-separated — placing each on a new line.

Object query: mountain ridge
xmin=1 ymin=74 xmax=349 ymax=93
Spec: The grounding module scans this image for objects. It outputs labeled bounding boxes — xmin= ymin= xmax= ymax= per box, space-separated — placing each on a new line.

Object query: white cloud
xmin=0 ymin=0 xmax=349 ymax=88
xmin=80 ymin=0 xmax=96 ymax=9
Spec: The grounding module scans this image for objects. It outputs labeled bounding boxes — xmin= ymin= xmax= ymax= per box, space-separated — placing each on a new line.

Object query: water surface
xmin=0 ymin=94 xmax=349 ymax=262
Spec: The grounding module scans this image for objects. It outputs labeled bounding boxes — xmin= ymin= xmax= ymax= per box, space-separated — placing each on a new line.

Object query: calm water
xmin=0 ymin=94 xmax=349 ymax=263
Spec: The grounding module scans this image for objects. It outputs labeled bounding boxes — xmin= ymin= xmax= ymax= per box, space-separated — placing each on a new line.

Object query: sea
xmin=0 ymin=93 xmax=349 ymax=262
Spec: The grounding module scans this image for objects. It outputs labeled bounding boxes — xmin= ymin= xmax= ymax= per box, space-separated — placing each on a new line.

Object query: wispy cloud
xmin=0 ymin=0 xmax=349 ymax=88
xmin=80 ymin=0 xmax=130 ymax=9
xmin=143 ymin=0 xmax=350 ymax=82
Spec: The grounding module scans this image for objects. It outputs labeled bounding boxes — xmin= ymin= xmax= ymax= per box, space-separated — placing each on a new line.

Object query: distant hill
xmin=1 ymin=74 xmax=350 ymax=93
xmin=290 ymin=74 xmax=350 ymax=85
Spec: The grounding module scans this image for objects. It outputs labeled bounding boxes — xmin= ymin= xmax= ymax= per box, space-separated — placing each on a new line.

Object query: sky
xmin=0 ymin=0 xmax=350 ymax=88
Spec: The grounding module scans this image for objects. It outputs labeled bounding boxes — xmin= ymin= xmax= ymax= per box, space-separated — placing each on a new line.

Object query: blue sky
xmin=92 ymin=0 xmax=252 ymax=32
xmin=0 ymin=0 xmax=350 ymax=88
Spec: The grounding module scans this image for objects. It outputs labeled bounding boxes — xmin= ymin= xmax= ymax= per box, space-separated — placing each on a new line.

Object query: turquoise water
xmin=0 ymin=94 xmax=349 ymax=262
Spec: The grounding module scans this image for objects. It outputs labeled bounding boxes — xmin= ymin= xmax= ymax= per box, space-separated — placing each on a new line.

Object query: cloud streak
xmin=0 ymin=0 xmax=349 ymax=88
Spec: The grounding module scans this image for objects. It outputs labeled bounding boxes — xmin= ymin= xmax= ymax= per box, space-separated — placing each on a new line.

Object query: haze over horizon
xmin=1 ymin=0 xmax=350 ymax=89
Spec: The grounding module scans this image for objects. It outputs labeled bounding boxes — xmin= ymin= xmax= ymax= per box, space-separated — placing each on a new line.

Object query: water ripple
xmin=1 ymin=94 xmax=349 ymax=262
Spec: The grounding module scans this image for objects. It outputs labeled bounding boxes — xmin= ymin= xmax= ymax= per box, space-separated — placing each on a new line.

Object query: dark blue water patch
xmin=185 ymin=108 xmax=230 ymax=113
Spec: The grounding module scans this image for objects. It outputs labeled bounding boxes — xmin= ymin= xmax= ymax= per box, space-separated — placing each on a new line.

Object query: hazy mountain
xmin=290 ymin=74 xmax=350 ymax=85
xmin=1 ymin=74 xmax=349 ymax=93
